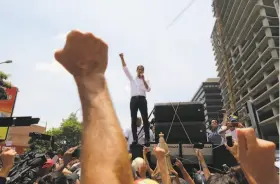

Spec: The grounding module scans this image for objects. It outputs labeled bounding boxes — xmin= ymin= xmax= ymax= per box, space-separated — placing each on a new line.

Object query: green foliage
xmin=0 ymin=71 xmax=9 ymax=80
xmin=0 ymin=71 xmax=12 ymax=88
xmin=28 ymin=113 xmax=82 ymax=154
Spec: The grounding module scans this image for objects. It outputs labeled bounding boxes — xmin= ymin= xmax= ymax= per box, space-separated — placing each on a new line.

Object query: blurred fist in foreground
xmin=55 ymin=30 xmax=108 ymax=78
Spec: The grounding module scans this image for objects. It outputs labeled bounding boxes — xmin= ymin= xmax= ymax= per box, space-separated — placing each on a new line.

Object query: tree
xmin=28 ymin=113 xmax=82 ymax=154
xmin=0 ymin=71 xmax=12 ymax=100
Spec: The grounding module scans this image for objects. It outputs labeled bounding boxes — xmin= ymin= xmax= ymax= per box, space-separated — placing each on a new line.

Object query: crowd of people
xmin=0 ymin=30 xmax=278 ymax=184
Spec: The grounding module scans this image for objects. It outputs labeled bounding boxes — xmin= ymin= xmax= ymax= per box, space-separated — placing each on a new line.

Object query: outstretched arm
xmin=55 ymin=31 xmax=133 ymax=184
xmin=175 ymin=159 xmax=195 ymax=184
xmin=119 ymin=53 xmax=133 ymax=81
xmin=195 ymin=149 xmax=211 ymax=181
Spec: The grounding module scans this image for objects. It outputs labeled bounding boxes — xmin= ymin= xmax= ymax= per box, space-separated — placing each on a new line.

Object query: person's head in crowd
xmin=38 ymin=171 xmax=79 ymax=184
xmin=206 ymin=173 xmax=240 ymax=184
xmin=228 ymin=165 xmax=249 ymax=184
xmin=136 ymin=65 xmax=144 ymax=77
xmin=172 ymin=177 xmax=188 ymax=184
xmin=42 ymin=159 xmax=55 ymax=169
xmin=37 ymin=158 xmax=56 ymax=177
xmin=193 ymin=172 xmax=206 ymax=184
xmin=136 ymin=117 xmax=142 ymax=127
xmin=67 ymin=159 xmax=80 ymax=170
xmin=227 ymin=123 xmax=236 ymax=131
xmin=132 ymin=157 xmax=148 ymax=178
xmin=210 ymin=119 xmax=219 ymax=130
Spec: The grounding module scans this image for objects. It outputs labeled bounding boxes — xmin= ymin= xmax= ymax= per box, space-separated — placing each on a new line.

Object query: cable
xmin=170 ymin=154 xmax=224 ymax=173
xmin=167 ymin=0 xmax=198 ymax=29
xmin=166 ymin=103 xmax=180 ymax=142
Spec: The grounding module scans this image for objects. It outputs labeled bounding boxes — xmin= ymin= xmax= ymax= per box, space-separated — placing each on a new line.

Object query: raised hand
xmin=55 ymin=30 xmax=108 ymax=78
xmin=119 ymin=53 xmax=124 ymax=58
xmin=175 ymin=158 xmax=184 ymax=169
xmin=195 ymin=149 xmax=203 ymax=160
xmin=1 ymin=147 xmax=16 ymax=171
xmin=143 ymin=146 xmax=150 ymax=154
xmin=237 ymin=123 xmax=244 ymax=128
xmin=63 ymin=146 xmax=79 ymax=164
xmin=0 ymin=147 xmax=17 ymax=177
xmin=153 ymin=145 xmax=165 ymax=160
xmin=237 ymin=128 xmax=278 ymax=184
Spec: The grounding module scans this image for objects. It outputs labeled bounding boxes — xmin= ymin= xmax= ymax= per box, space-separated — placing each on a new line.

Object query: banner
xmin=0 ymin=87 xmax=18 ymax=140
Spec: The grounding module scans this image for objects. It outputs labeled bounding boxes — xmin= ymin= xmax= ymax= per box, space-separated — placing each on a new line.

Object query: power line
xmin=167 ymin=0 xmax=198 ymax=29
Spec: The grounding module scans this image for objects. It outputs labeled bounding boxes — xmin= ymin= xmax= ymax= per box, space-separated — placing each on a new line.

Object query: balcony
xmin=257 ymin=97 xmax=279 ymax=114
xmin=226 ymin=2 xmax=261 ymax=49
xmin=237 ymin=69 xmax=279 ymax=106
xmin=221 ymin=0 xmax=235 ymax=26
xmin=220 ymin=0 xmax=230 ymax=21
xmin=228 ymin=5 xmax=277 ymax=50
xmin=233 ymin=35 xmax=276 ymax=81
xmin=233 ymin=51 xmax=278 ymax=91
xmin=234 ymin=15 xmax=263 ymax=46
xmin=223 ymin=0 xmax=242 ymax=34
xmin=259 ymin=114 xmax=279 ymax=126
xmin=253 ymin=82 xmax=279 ymax=105
xmin=236 ymin=62 xmax=275 ymax=99
xmin=223 ymin=0 xmax=249 ymax=42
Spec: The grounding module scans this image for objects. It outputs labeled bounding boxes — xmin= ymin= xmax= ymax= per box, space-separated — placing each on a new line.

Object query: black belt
xmin=131 ymin=96 xmax=145 ymax=99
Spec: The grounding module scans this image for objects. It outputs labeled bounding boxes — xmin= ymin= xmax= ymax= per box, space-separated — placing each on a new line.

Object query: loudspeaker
xmin=212 ymin=145 xmax=238 ymax=170
xmin=154 ymin=102 xmax=205 ymax=123
xmin=155 ymin=122 xmax=207 ymax=144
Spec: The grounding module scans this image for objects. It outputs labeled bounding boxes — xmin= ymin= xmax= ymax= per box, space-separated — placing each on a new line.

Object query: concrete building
xmin=274 ymin=0 xmax=279 ymax=16
xmin=0 ymin=125 xmax=46 ymax=154
xmin=211 ymin=0 xmax=279 ymax=143
xmin=191 ymin=78 xmax=224 ymax=124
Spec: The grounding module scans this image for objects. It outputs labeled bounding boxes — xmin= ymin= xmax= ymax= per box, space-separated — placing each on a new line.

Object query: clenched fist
xmin=55 ymin=30 xmax=108 ymax=78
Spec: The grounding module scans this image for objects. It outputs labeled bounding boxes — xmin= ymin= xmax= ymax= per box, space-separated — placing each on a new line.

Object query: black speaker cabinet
xmin=154 ymin=102 xmax=205 ymax=123
xmin=155 ymin=122 xmax=207 ymax=144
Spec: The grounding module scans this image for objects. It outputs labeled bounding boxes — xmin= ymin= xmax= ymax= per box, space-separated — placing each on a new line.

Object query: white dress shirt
xmin=123 ymin=66 xmax=151 ymax=97
xmin=218 ymin=126 xmax=237 ymax=144
xmin=123 ymin=126 xmax=154 ymax=150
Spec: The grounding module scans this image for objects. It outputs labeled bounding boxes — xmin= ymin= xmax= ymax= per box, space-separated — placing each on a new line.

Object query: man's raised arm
xmin=55 ymin=30 xmax=133 ymax=184
xmin=119 ymin=53 xmax=133 ymax=81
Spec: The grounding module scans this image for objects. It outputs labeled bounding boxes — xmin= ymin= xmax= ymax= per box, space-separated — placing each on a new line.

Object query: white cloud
xmin=35 ymin=61 xmax=66 ymax=73
xmin=54 ymin=32 xmax=68 ymax=41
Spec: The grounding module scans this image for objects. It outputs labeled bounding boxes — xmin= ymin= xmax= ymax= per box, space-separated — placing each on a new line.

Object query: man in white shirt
xmin=120 ymin=53 xmax=151 ymax=146
xmin=218 ymin=114 xmax=244 ymax=143
xmin=124 ymin=117 xmax=154 ymax=150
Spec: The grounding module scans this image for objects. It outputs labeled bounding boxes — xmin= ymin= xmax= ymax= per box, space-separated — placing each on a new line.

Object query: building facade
xmin=0 ymin=125 xmax=46 ymax=154
xmin=191 ymin=78 xmax=224 ymax=124
xmin=211 ymin=0 xmax=279 ymax=143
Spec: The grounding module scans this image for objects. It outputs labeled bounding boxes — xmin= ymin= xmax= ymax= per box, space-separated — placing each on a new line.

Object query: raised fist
xmin=55 ymin=30 xmax=108 ymax=78
xmin=153 ymin=145 xmax=165 ymax=159
xmin=119 ymin=53 xmax=124 ymax=58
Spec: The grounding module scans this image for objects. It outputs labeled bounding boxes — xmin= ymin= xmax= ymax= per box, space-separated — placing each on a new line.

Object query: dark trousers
xmin=130 ymin=96 xmax=150 ymax=142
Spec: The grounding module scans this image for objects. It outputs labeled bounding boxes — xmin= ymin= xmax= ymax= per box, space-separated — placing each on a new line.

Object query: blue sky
xmin=0 ymin=0 xmax=217 ymax=130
